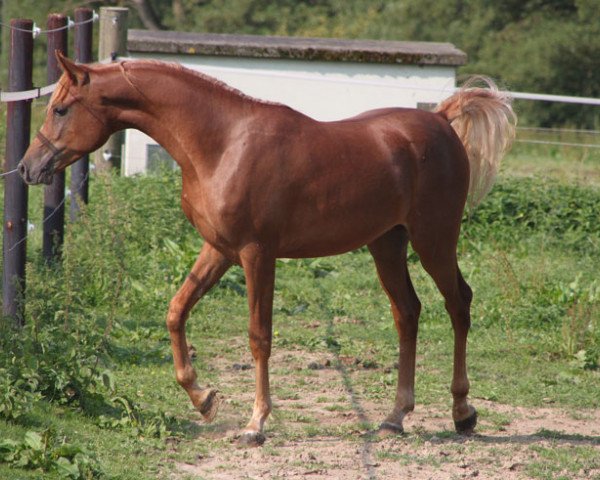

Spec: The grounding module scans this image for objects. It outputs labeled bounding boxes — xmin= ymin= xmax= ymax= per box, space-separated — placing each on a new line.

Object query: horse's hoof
xmin=198 ymin=388 xmax=220 ymax=423
xmin=376 ymin=421 xmax=404 ymax=437
xmin=454 ymin=408 xmax=477 ymax=435
xmin=236 ymin=431 xmax=266 ymax=448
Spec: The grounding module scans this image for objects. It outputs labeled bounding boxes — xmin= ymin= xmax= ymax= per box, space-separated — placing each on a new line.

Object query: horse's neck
xmin=107 ymin=64 xmax=244 ymax=174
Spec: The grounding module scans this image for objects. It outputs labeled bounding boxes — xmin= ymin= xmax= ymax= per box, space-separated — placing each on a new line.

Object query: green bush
xmin=464 ymin=177 xmax=600 ymax=252
xmin=0 ymin=428 xmax=102 ymax=479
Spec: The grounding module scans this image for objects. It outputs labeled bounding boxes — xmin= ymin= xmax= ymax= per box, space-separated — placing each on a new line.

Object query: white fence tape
xmin=510 ymin=91 xmax=600 ymax=106
xmin=0 ymin=56 xmax=114 ymax=102
xmin=0 ymin=83 xmax=58 ymax=102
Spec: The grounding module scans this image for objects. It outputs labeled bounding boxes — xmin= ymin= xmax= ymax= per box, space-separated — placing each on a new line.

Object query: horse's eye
xmin=54 ymin=106 xmax=68 ymax=117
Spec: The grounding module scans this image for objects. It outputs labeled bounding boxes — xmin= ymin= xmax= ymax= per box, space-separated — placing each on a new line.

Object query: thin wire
xmin=516 ymin=139 xmax=600 ymax=149
xmin=0 ymin=11 xmax=97 ymax=36
xmin=7 ymin=231 xmax=29 ymax=252
xmin=8 ymin=170 xmax=90 ymax=252
xmin=517 ymin=126 xmax=600 ymax=135
xmin=41 ymin=194 xmax=68 ymax=223
xmin=0 ymin=168 xmax=18 ymax=177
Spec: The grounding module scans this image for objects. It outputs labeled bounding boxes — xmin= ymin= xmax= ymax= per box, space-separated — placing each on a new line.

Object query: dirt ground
xmin=174 ymin=348 xmax=600 ymax=480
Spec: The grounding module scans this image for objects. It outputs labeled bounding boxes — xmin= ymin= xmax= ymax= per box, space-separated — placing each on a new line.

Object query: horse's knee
xmin=166 ymin=298 xmax=188 ymax=332
xmin=166 ymin=313 xmax=183 ymax=333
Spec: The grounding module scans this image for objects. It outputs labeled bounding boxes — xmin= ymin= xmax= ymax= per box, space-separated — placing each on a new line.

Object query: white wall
xmin=124 ymin=53 xmax=457 ymax=175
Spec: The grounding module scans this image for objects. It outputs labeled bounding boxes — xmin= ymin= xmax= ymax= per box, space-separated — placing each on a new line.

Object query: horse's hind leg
xmin=368 ymin=226 xmax=421 ymax=435
xmin=166 ymin=242 xmax=231 ymax=422
xmin=410 ymin=225 xmax=477 ymax=434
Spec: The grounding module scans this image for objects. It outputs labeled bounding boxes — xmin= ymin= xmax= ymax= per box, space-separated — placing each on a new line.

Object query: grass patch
xmin=526 ymin=444 xmax=600 ymax=480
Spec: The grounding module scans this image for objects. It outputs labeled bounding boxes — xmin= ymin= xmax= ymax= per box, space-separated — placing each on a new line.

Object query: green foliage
xmin=0 ymin=313 xmax=113 ymax=420
xmin=0 ymin=170 xmax=195 ymax=476
xmin=0 ymin=367 xmax=42 ymax=422
xmin=0 ymin=428 xmax=102 ymax=479
xmin=475 ymin=10 xmax=600 ymax=127
xmin=97 ymin=395 xmax=176 ymax=439
xmin=464 ymin=178 xmax=600 ymax=253
xmin=361 ymin=0 xmax=600 ymax=127
xmin=459 ymin=176 xmax=600 ymax=371
xmin=0 ymin=172 xmax=194 ymax=418
xmin=555 ymin=275 xmax=599 ymax=368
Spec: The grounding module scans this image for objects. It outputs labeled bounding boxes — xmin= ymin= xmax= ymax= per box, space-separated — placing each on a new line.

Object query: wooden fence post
xmin=42 ymin=13 xmax=68 ymax=263
xmin=95 ymin=7 xmax=128 ymax=171
xmin=2 ymin=19 xmax=33 ymax=325
xmin=70 ymin=7 xmax=94 ymax=221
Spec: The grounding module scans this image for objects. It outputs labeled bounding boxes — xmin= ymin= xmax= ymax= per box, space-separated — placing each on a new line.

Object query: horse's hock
xmin=123 ymin=29 xmax=467 ymax=175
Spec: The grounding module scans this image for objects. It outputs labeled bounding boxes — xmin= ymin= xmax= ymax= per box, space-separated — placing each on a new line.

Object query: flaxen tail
xmin=435 ymin=77 xmax=517 ymax=207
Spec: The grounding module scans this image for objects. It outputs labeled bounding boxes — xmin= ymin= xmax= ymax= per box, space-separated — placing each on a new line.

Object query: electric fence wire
xmin=0 ymin=10 xmax=98 ymax=38
xmin=0 ymin=168 xmax=18 ymax=177
xmin=7 ymin=170 xmax=90 ymax=252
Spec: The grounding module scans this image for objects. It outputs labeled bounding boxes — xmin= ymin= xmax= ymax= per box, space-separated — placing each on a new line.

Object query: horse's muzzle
xmin=18 ymin=158 xmax=55 ymax=185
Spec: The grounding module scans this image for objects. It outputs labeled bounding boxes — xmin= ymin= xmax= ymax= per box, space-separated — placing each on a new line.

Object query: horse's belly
xmin=277 ymin=200 xmax=405 ymax=258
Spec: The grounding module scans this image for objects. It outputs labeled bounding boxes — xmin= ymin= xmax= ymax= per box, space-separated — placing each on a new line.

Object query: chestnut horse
xmin=20 ymin=53 xmax=515 ymax=446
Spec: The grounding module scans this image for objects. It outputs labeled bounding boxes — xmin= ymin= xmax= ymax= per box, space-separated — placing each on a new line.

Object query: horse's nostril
xmin=17 ymin=162 xmax=29 ymax=182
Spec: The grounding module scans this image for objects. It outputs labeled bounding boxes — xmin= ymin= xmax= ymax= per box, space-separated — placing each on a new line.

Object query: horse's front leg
xmin=167 ymin=242 xmax=231 ymax=422
xmin=237 ymin=245 xmax=276 ymax=447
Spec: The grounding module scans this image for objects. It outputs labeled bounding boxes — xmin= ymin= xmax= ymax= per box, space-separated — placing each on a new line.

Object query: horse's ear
xmin=55 ymin=50 xmax=90 ymax=86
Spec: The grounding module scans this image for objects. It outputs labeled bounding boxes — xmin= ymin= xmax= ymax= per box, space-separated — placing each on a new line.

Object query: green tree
xmin=473 ymin=2 xmax=600 ymax=127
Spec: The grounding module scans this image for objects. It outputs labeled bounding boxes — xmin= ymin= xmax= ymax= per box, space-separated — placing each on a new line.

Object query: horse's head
xmin=19 ymin=52 xmax=112 ymax=185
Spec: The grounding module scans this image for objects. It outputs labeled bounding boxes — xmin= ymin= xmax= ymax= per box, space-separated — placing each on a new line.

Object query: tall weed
xmin=555 ymin=276 xmax=600 ymax=368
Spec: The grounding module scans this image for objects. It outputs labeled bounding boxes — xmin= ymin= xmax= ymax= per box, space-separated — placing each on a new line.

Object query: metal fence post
xmin=70 ymin=7 xmax=93 ymax=221
xmin=2 ymin=19 xmax=33 ymax=325
xmin=42 ymin=13 xmax=68 ymax=263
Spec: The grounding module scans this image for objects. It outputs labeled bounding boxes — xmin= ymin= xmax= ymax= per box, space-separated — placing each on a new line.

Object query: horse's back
xmin=208 ymin=103 xmax=470 ymax=258
xmin=324 ymin=106 xmax=469 ymax=193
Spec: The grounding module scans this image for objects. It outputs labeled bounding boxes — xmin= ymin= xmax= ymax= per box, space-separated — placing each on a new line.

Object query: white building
xmin=124 ymin=30 xmax=466 ymax=175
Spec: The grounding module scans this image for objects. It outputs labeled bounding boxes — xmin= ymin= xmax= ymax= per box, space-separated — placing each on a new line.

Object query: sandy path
xmin=174 ymin=348 xmax=600 ymax=480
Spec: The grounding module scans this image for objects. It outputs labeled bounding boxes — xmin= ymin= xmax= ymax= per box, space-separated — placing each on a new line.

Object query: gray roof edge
xmin=127 ymin=29 xmax=467 ymax=66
